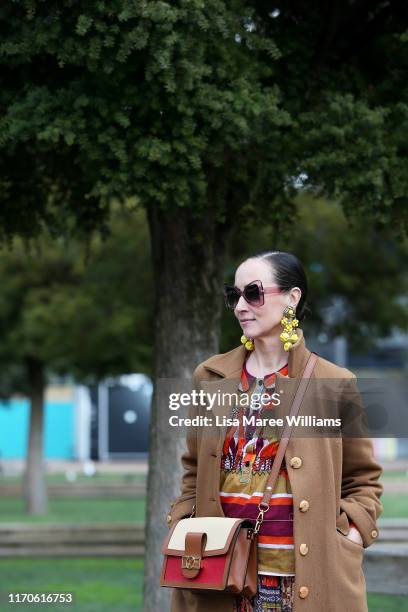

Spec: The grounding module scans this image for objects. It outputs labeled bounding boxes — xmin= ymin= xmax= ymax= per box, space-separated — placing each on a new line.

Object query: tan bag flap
xmin=162 ymin=517 xmax=245 ymax=557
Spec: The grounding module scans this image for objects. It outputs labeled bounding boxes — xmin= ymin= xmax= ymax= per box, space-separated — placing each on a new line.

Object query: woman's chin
xmin=242 ymin=327 xmax=260 ymax=337
xmin=241 ymin=323 xmax=257 ymax=334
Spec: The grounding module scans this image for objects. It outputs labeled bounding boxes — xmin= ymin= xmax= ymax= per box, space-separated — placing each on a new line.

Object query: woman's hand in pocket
xmin=346 ymin=525 xmax=363 ymax=546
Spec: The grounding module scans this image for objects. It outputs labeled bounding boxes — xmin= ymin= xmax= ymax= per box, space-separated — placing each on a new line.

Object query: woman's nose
xmin=235 ymin=295 xmax=248 ymax=312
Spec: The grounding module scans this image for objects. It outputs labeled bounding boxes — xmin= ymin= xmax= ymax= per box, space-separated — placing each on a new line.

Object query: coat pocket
xmin=336 ymin=528 xmax=364 ymax=550
xmin=335 ymin=529 xmax=366 ymax=610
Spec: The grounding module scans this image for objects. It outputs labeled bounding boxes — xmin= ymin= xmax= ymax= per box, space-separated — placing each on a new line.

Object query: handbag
xmin=160 ymin=351 xmax=318 ymax=596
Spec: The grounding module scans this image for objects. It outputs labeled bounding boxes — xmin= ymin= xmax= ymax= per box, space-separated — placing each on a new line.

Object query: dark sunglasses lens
xmin=224 ymin=287 xmax=239 ymax=309
xmin=244 ymin=283 xmax=262 ymax=305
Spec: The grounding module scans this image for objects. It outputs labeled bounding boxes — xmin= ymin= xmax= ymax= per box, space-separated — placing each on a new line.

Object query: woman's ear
xmin=290 ymin=286 xmax=302 ymax=308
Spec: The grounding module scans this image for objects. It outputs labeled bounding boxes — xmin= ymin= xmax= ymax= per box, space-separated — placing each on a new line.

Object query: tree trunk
xmin=143 ymin=205 xmax=230 ymax=611
xmin=23 ymin=356 xmax=48 ymax=515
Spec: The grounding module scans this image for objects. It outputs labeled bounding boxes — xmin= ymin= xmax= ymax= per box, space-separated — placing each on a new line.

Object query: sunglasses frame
xmin=223 ymin=279 xmax=283 ymax=310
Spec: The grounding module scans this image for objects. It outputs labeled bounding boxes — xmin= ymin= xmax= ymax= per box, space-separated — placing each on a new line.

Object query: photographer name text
xmin=168 ymin=414 xmax=341 ymax=428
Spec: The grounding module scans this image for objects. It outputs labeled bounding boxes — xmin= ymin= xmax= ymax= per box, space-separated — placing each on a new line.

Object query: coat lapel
xmin=199 ymin=327 xmax=312 ymax=445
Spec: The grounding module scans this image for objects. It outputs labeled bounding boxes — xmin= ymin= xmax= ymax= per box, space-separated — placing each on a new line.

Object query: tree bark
xmin=23 ymin=356 xmax=48 ymax=516
xmin=143 ymin=205 xmax=230 ymax=611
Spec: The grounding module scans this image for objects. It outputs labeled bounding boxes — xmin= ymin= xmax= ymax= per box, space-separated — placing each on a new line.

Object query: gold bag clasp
xmin=181 ymin=555 xmax=201 ymax=570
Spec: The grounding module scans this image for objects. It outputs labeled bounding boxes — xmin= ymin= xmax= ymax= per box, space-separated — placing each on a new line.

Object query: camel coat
xmin=165 ymin=328 xmax=384 ymax=611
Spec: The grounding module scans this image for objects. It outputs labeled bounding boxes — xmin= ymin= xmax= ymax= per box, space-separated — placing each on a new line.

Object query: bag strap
xmin=253 ymin=351 xmax=318 ymax=535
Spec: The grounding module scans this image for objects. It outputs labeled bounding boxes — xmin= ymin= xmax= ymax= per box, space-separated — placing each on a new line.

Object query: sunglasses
xmin=223 ymin=280 xmax=282 ymax=310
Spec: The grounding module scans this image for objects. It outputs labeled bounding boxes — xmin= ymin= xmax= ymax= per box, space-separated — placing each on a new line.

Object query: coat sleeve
xmin=339 ymin=373 xmax=384 ymax=548
xmin=165 ymin=368 xmax=202 ymax=528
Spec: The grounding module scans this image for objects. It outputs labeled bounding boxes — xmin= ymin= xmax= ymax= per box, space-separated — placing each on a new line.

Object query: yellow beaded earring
xmin=241 ymin=335 xmax=254 ymax=351
xmin=280 ymin=306 xmax=299 ymax=351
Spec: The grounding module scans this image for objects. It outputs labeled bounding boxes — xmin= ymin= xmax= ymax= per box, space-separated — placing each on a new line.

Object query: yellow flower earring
xmin=280 ymin=306 xmax=299 ymax=351
xmin=241 ymin=335 xmax=254 ymax=351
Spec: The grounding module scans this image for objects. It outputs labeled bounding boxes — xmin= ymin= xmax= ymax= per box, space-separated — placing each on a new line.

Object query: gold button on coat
xmin=290 ymin=456 xmax=302 ymax=468
xmin=371 ymin=529 xmax=378 ymax=538
xmin=299 ymin=586 xmax=309 ymax=598
xmin=166 ymin=514 xmax=172 ymax=524
xmin=299 ymin=543 xmax=309 ymax=556
xmin=299 ymin=499 xmax=309 ymax=512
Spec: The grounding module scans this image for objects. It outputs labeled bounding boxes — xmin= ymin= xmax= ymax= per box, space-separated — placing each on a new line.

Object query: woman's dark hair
xmin=247 ymin=251 xmax=310 ymax=322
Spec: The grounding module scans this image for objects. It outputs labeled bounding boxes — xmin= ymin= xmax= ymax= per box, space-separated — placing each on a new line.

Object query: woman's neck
xmin=245 ymin=334 xmax=288 ymax=377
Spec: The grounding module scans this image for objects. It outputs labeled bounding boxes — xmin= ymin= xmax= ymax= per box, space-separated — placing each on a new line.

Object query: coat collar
xmin=201 ymin=327 xmax=311 ymax=380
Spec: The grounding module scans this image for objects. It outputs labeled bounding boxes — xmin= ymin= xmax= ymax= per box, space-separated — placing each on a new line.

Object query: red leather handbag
xmin=160 ymin=352 xmax=318 ymax=595
xmin=161 ymin=515 xmax=258 ymax=596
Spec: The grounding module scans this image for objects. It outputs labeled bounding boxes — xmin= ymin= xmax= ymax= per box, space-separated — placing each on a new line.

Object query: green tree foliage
xmin=0 ymin=0 xmax=292 ymax=238
xmin=0 ymin=208 xmax=152 ymax=393
xmin=0 ymin=2 xmax=406 ymax=237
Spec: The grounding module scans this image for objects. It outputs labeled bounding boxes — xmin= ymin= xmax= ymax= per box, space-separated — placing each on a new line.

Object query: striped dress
xmin=219 ymin=358 xmax=295 ymax=612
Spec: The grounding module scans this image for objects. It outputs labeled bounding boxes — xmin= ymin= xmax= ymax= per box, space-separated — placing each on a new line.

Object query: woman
xmin=166 ymin=251 xmax=383 ymax=612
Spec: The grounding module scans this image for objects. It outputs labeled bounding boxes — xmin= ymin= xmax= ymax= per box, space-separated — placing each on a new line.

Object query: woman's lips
xmin=240 ymin=319 xmax=255 ymax=325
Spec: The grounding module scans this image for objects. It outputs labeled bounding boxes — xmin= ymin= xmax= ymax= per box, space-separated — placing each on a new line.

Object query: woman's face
xmin=234 ymin=258 xmax=301 ymax=340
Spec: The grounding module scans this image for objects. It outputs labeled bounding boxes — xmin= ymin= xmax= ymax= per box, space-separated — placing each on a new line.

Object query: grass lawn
xmin=367 ymin=593 xmax=408 ymax=611
xmin=0 ymin=497 xmax=145 ymax=523
xmin=0 ymin=473 xmax=147 ymax=485
xmin=380 ymin=493 xmax=408 ymax=518
xmin=381 ymin=470 xmax=408 ymax=479
xmin=0 ymin=557 xmax=143 ymax=612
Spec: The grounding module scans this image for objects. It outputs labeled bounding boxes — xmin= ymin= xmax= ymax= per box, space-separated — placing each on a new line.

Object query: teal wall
xmin=0 ymin=399 xmax=74 ymax=459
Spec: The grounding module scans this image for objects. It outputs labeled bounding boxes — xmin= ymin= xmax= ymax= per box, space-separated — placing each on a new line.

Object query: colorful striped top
xmin=219 ymin=357 xmax=295 ymax=576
